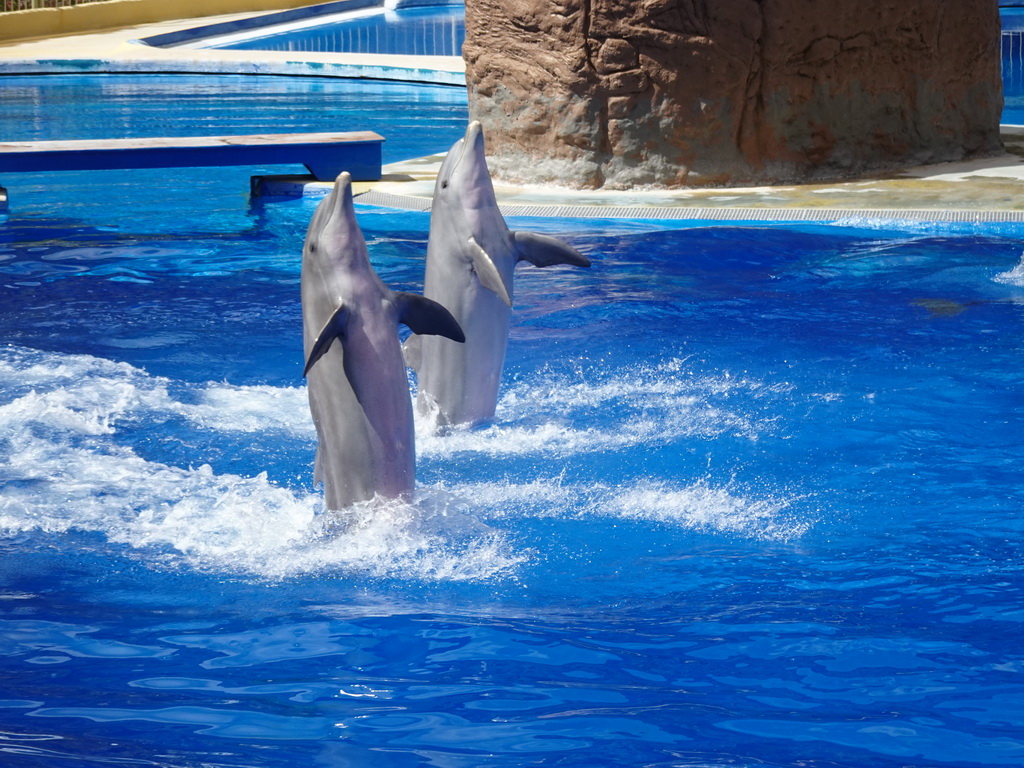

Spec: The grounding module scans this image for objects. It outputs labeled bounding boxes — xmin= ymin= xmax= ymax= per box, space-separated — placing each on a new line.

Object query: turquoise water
xmin=2 ymin=75 xmax=1024 ymax=767
xmin=211 ymin=4 xmax=465 ymax=56
xmin=0 ymin=74 xmax=467 ymax=163
xmin=1004 ymin=9 xmax=1024 ymax=122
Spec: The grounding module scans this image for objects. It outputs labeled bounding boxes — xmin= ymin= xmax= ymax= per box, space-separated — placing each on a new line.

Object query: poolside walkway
xmin=0 ymin=9 xmax=465 ymax=85
xmin=346 ymin=140 xmax=1024 ymax=222
xmin=4 ymin=12 xmax=1024 ymax=221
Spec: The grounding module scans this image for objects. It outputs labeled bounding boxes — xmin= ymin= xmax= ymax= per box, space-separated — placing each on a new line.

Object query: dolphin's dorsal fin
xmin=513 ymin=230 xmax=591 ymax=268
xmin=394 ymin=292 xmax=466 ymax=343
xmin=304 ymin=302 xmax=348 ymax=377
xmin=468 ymin=236 xmax=512 ymax=307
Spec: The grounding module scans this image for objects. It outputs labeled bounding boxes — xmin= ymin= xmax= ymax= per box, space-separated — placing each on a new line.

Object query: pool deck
xmin=0 ymin=9 xmax=466 ymax=85
xmin=4 ymin=11 xmax=1024 ymax=222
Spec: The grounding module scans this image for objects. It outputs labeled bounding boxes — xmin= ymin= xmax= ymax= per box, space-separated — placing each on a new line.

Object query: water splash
xmin=0 ymin=346 xmax=809 ymax=583
xmin=0 ymin=346 xmax=522 ymax=581
xmin=417 ymin=358 xmax=779 ymax=458
xmin=603 ymin=479 xmax=811 ymax=541
xmin=993 ymin=252 xmax=1024 ymax=286
xmin=443 ymin=476 xmax=809 ymax=542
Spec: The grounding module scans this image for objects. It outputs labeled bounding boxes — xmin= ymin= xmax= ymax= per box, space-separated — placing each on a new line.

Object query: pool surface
xmin=1002 ymin=9 xmax=1024 ymax=122
xmin=0 ymin=74 xmax=467 ymax=165
xmin=2 ymin=75 xmax=1024 ymax=767
xmin=202 ymin=4 xmax=465 ymax=56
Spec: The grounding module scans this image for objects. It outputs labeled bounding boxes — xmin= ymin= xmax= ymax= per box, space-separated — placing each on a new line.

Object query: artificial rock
xmin=463 ymin=0 xmax=1004 ymax=188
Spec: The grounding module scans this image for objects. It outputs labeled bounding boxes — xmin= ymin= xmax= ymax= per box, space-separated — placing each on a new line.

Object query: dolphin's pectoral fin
xmin=402 ymin=333 xmax=422 ymax=370
xmin=395 ymin=293 xmax=466 ymax=343
xmin=513 ymin=230 xmax=591 ymax=268
xmin=304 ymin=302 xmax=349 ymax=377
xmin=468 ymin=236 xmax=512 ymax=307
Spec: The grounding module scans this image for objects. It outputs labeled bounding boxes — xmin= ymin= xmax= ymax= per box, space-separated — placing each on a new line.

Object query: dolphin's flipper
xmin=395 ymin=293 xmax=466 ymax=343
xmin=513 ymin=230 xmax=591 ymax=268
xmin=468 ymin=236 xmax=513 ymax=307
xmin=304 ymin=302 xmax=349 ymax=377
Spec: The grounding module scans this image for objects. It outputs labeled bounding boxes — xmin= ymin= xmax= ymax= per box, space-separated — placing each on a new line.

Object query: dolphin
xmin=407 ymin=121 xmax=591 ymax=429
xmin=301 ymin=172 xmax=464 ymax=510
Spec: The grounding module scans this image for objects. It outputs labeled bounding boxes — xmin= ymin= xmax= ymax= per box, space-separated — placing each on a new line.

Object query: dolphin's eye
xmin=441 ymin=180 xmax=449 ymax=189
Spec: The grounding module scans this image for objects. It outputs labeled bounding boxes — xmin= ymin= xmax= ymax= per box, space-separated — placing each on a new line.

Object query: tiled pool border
xmin=351 ymin=190 xmax=1024 ymax=223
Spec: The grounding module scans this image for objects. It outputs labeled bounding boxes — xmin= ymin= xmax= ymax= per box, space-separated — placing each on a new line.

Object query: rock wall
xmin=463 ymin=0 xmax=1004 ymax=188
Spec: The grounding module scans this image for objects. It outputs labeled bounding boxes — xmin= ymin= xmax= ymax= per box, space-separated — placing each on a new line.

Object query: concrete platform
xmin=4 ymin=8 xmax=1024 ymax=221
xmin=261 ymin=138 xmax=1024 ymax=223
xmin=0 ymin=131 xmax=384 ymax=180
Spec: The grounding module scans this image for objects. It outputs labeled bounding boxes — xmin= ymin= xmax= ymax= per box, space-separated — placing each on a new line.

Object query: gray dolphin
xmin=407 ymin=121 xmax=591 ymax=429
xmin=302 ymin=172 xmax=464 ymax=510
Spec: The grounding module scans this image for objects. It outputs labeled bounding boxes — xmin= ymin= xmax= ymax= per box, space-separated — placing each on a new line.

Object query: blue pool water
xmin=2 ymin=74 xmax=1024 ymax=767
xmin=210 ymin=4 xmax=465 ymax=56
xmin=1003 ymin=10 xmax=1024 ymax=122
xmin=0 ymin=74 xmax=468 ymax=165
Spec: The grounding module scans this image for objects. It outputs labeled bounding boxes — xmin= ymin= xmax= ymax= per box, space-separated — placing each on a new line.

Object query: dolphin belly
xmin=415 ymin=268 xmax=511 ymax=428
xmin=306 ymin=347 xmax=378 ymax=509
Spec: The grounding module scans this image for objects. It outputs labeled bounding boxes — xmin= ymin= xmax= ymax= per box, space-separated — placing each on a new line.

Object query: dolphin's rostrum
xmin=301 ymin=172 xmax=464 ymax=510
xmin=407 ymin=121 xmax=591 ymax=429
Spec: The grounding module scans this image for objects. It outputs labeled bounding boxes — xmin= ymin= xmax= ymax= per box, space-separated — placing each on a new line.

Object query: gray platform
xmin=0 ymin=131 xmax=384 ymax=210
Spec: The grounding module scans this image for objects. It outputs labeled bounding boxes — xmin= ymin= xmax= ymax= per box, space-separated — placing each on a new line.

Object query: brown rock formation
xmin=463 ymin=0 xmax=1004 ymax=188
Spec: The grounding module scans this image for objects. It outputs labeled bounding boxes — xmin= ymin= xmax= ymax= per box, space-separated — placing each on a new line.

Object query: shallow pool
xmin=0 ymin=73 xmax=467 ymax=164
xmin=206 ymin=4 xmax=465 ymax=56
xmin=2 ymin=75 xmax=1024 ymax=768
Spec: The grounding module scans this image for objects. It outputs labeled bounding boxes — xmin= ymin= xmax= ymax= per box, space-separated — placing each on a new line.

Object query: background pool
xmin=1003 ymin=9 xmax=1024 ymax=122
xmin=135 ymin=4 xmax=1024 ymax=126
xmin=207 ymin=4 xmax=465 ymax=56
xmin=0 ymin=73 xmax=467 ymax=230
xmin=1 ymin=74 xmax=1024 ymax=767
xmin=1 ymin=73 xmax=467 ymax=163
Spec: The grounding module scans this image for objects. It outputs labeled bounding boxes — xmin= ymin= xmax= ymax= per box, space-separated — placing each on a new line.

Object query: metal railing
xmin=1 ymin=0 xmax=109 ymax=11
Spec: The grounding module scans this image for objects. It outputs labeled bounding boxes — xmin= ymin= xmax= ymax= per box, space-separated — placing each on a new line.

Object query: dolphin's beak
xmin=464 ymin=121 xmax=483 ymax=160
xmin=323 ymin=171 xmax=353 ymax=224
xmin=311 ymin=170 xmax=358 ymax=248
xmin=332 ymin=171 xmax=352 ymax=206
xmin=452 ymin=121 xmax=483 ymax=172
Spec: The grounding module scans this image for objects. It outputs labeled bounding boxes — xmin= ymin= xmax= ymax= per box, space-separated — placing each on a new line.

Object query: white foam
xmin=0 ymin=346 xmax=809 ymax=582
xmin=994 ymin=252 xmax=1024 ymax=286
xmin=441 ymin=476 xmax=809 ymax=542
xmin=426 ymin=477 xmax=577 ymax=520
xmin=417 ymin=358 xmax=774 ymax=458
xmin=184 ymin=384 xmax=312 ymax=435
xmin=0 ymin=346 xmax=521 ymax=581
xmin=602 ymin=479 xmax=811 ymax=541
xmin=1 ymin=427 xmax=524 ymax=582
xmin=0 ymin=345 xmax=312 ymax=437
